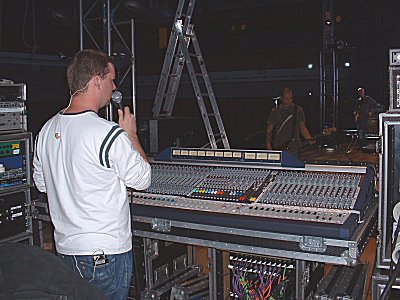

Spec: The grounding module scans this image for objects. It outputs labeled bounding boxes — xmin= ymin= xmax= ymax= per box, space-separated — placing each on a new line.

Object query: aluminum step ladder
xmin=152 ymin=0 xmax=230 ymax=149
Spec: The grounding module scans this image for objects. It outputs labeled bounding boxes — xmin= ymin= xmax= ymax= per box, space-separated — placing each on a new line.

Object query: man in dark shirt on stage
xmin=266 ymin=87 xmax=314 ymax=152
xmin=353 ymin=87 xmax=378 ymax=148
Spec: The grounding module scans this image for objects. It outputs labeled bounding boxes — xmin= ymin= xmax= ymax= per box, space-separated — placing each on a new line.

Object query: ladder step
xmin=168 ymin=74 xmax=180 ymax=78
xmin=213 ymin=132 xmax=227 ymax=138
xmin=195 ymin=73 xmax=203 ymax=77
xmin=189 ymin=53 xmax=200 ymax=58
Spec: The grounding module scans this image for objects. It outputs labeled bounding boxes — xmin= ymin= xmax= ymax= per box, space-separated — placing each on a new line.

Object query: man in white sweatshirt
xmin=33 ymin=49 xmax=151 ymax=300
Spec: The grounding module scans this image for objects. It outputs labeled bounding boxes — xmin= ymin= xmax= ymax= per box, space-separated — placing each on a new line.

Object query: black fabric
xmin=0 ymin=243 xmax=107 ymax=300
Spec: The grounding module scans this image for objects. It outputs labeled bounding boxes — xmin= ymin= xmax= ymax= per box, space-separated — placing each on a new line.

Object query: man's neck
xmin=64 ymin=95 xmax=99 ymax=114
xmin=281 ymin=103 xmax=293 ymax=109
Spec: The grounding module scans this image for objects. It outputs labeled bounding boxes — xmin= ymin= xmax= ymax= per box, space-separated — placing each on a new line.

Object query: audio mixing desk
xmin=129 ymin=147 xmax=377 ymax=266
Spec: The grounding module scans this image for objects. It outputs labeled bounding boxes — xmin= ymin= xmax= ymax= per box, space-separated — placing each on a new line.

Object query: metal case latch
xmin=151 ymin=218 xmax=171 ymax=232
xmin=300 ymin=236 xmax=327 ymax=253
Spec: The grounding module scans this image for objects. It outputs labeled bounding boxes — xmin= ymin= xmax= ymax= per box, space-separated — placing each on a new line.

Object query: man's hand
xmin=118 ymin=107 xmax=149 ymax=162
xmin=118 ymin=107 xmax=137 ymax=138
xmin=308 ymin=138 xmax=316 ymax=145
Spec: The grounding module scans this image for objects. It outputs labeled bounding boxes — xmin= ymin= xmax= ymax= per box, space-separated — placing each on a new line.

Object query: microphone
xmin=111 ymin=90 xmax=124 ymax=115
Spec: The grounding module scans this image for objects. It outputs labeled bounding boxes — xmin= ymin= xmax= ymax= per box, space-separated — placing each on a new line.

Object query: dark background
xmin=1 ymin=0 xmax=399 ymax=152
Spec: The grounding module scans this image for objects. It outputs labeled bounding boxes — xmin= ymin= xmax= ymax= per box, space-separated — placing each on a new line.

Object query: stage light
xmin=111 ymin=41 xmax=132 ymax=70
xmin=344 ymin=62 xmax=351 ymax=68
xmin=123 ymin=0 xmax=147 ymax=11
xmin=123 ymin=0 xmax=172 ymax=24
xmin=124 ymin=0 xmax=141 ymax=9
xmin=47 ymin=8 xmax=74 ymax=26
xmin=307 ymin=63 xmax=314 ymax=69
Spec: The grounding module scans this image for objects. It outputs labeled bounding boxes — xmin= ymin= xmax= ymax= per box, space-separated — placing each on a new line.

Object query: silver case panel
xmin=377 ymin=113 xmax=400 ymax=269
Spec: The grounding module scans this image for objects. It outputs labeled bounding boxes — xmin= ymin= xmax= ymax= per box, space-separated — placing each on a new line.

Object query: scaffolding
xmin=320 ymin=0 xmax=338 ymax=130
xmin=79 ymin=0 xmax=137 ymax=121
xmin=78 ymin=0 xmax=339 ymax=144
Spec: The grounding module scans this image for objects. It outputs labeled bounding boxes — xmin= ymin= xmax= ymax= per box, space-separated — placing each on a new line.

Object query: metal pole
xmin=79 ymin=0 xmax=84 ymax=50
xmin=106 ymin=0 xmax=112 ymax=55
xmin=207 ymin=248 xmax=217 ymax=300
xmin=296 ymin=260 xmax=306 ymax=299
xmin=330 ymin=0 xmax=337 ymax=129
xmin=105 ymin=0 xmax=113 ymax=121
xmin=0 ymin=0 xmax=3 ymax=51
xmin=319 ymin=1 xmax=326 ymax=131
xmin=334 ymin=50 xmax=339 ymax=127
xmin=131 ymin=19 xmax=136 ymax=117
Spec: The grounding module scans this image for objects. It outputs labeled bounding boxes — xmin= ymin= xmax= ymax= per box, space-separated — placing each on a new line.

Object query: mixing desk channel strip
xmin=130 ymin=192 xmax=353 ymax=225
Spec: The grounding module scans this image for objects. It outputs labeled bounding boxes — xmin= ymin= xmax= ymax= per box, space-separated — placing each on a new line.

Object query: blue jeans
xmin=58 ymin=250 xmax=132 ymax=300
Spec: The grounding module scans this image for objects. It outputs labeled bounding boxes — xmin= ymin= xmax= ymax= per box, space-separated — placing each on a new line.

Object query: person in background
xmin=353 ymin=87 xmax=378 ymax=148
xmin=33 ymin=49 xmax=151 ymax=300
xmin=266 ymin=87 xmax=314 ymax=152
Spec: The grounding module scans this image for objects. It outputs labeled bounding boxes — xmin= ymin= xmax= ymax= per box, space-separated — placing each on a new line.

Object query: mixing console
xmin=132 ymin=161 xmax=373 ymax=226
xmin=131 ymin=148 xmax=376 ymax=242
xmin=130 ymin=148 xmax=377 ymax=266
xmin=149 ymin=164 xmax=271 ymax=203
xmin=261 ymin=170 xmax=360 ymax=209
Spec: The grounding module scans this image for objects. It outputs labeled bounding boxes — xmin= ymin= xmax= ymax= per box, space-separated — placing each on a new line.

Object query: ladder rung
xmin=169 ymin=74 xmax=180 ymax=78
xmin=213 ymin=133 xmax=226 ymax=138
xmin=195 ymin=73 xmax=203 ymax=77
xmin=206 ymin=113 xmax=217 ymax=117
xmin=189 ymin=53 xmax=200 ymax=58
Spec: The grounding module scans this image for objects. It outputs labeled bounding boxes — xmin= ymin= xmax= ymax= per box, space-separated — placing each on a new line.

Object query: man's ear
xmin=94 ymin=75 xmax=102 ymax=90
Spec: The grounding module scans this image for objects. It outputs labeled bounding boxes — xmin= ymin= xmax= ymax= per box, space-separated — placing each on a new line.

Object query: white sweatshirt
xmin=33 ymin=110 xmax=151 ymax=255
